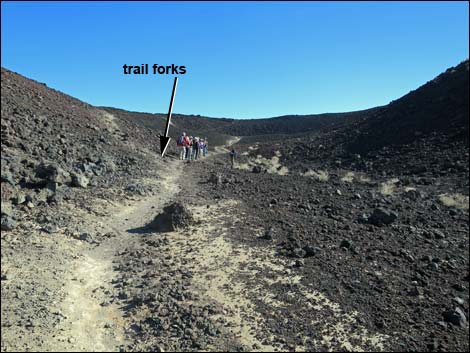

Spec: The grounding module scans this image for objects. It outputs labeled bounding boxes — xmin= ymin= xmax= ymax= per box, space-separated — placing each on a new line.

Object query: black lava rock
xmin=368 ymin=208 xmax=398 ymax=226
xmin=148 ymin=202 xmax=193 ymax=233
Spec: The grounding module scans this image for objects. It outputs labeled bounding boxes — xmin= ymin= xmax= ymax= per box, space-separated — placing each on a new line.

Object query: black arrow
xmin=160 ymin=77 xmax=178 ymax=157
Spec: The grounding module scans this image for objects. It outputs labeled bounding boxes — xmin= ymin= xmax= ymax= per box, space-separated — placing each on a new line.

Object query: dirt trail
xmin=41 ymin=158 xmax=181 ymax=352
xmin=214 ymin=136 xmax=241 ymax=154
xmin=51 ymin=255 xmax=126 ymax=351
xmin=38 ymin=143 xmax=235 ymax=352
xmin=225 ymin=136 xmax=241 ymax=147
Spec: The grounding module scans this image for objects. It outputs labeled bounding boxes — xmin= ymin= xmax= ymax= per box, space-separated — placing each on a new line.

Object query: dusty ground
xmin=4 ymin=142 xmax=467 ymax=352
xmin=1 ymin=152 xmax=180 ymax=351
xmin=0 ymin=147 xmax=399 ymax=352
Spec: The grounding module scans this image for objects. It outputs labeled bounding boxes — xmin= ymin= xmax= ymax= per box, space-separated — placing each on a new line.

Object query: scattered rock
xmin=35 ymin=163 xmax=59 ymax=182
xmin=291 ymin=248 xmax=307 ymax=258
xmin=368 ymin=208 xmax=398 ymax=226
xmin=409 ymin=286 xmax=423 ymax=297
xmin=452 ymin=283 xmax=466 ymax=292
xmin=71 ymin=173 xmax=89 ymax=188
xmin=340 ymin=239 xmax=353 ymax=249
xmin=1 ymin=170 xmax=16 ymax=185
xmin=78 ymin=233 xmax=95 ymax=243
xmin=208 ymin=173 xmax=222 ymax=185
xmin=303 ymin=245 xmax=321 ymax=257
xmin=404 ymin=189 xmax=421 ymax=200
xmin=125 ymin=183 xmax=149 ymax=196
xmin=453 ymin=297 xmax=465 ymax=306
xmin=443 ymin=307 xmax=467 ymax=328
xmin=260 ymin=228 xmax=273 ymax=240
xmin=1 ymin=203 xmax=14 ymax=217
xmin=1 ymin=215 xmax=17 ymax=231
xmin=13 ymin=193 xmax=26 ymax=205
xmin=252 ymin=166 xmax=264 ymax=173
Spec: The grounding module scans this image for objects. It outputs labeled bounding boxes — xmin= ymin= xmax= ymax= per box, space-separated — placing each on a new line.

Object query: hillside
xmin=1 ymin=67 xmax=168 ymax=194
xmin=347 ymin=59 xmax=469 ymax=153
xmin=246 ymin=60 xmax=470 ymax=178
xmin=101 ymin=106 xmax=380 ymax=146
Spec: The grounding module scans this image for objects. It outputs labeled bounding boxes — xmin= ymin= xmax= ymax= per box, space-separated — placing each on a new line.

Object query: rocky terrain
xmin=1 ymin=60 xmax=469 ymax=352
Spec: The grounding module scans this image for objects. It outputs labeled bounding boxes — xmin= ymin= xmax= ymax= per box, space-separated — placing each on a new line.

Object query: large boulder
xmin=368 ymin=208 xmax=398 ymax=226
xmin=443 ymin=307 xmax=467 ymax=328
xmin=35 ymin=163 xmax=70 ymax=184
xmin=71 ymin=173 xmax=89 ymax=188
xmin=147 ymin=202 xmax=193 ymax=233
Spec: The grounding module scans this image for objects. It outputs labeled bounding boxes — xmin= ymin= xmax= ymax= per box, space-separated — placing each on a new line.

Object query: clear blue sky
xmin=2 ymin=1 xmax=469 ymax=119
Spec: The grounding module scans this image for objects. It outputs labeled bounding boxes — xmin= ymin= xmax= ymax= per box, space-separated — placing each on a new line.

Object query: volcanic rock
xmin=303 ymin=245 xmax=321 ymax=257
xmin=368 ymin=208 xmax=398 ymax=226
xmin=260 ymin=228 xmax=273 ymax=240
xmin=148 ymin=202 xmax=193 ymax=233
xmin=208 ymin=173 xmax=222 ymax=185
xmin=1 ymin=170 xmax=15 ymax=185
xmin=443 ymin=307 xmax=467 ymax=328
xmin=71 ymin=173 xmax=89 ymax=188
xmin=35 ymin=163 xmax=70 ymax=184
xmin=291 ymin=248 xmax=307 ymax=258
xmin=1 ymin=215 xmax=17 ymax=231
xmin=340 ymin=239 xmax=354 ymax=249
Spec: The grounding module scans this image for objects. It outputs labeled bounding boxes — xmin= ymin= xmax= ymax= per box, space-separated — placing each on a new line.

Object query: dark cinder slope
xmin=216 ymin=108 xmax=380 ymax=136
xmin=268 ymin=60 xmax=469 ymax=177
xmin=102 ymin=105 xmax=381 ymax=146
xmin=101 ymin=107 xmax=235 ymax=146
xmin=1 ymin=67 xmax=166 ymax=211
xmin=347 ymin=60 xmax=469 ymax=154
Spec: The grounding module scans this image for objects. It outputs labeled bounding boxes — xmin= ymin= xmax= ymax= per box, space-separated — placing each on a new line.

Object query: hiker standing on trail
xmin=199 ymin=138 xmax=205 ymax=157
xmin=203 ymin=138 xmax=208 ymax=157
xmin=188 ymin=136 xmax=193 ymax=160
xmin=193 ymin=137 xmax=200 ymax=160
xmin=185 ymin=135 xmax=191 ymax=160
xmin=177 ymin=132 xmax=186 ymax=160
xmin=229 ymin=147 xmax=238 ymax=169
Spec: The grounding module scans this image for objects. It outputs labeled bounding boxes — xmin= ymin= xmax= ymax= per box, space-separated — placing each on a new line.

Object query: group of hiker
xmin=176 ymin=132 xmax=239 ymax=168
xmin=176 ymin=132 xmax=208 ymax=161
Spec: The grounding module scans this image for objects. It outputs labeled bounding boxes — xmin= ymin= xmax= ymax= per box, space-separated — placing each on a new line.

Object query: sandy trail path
xmin=43 ymin=157 xmax=181 ymax=352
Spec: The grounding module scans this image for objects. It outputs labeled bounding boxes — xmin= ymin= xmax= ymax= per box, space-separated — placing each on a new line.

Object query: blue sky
xmin=2 ymin=1 xmax=469 ymax=119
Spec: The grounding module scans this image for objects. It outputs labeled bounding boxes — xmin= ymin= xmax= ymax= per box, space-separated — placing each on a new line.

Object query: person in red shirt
xmin=176 ymin=132 xmax=187 ymax=160
xmin=184 ymin=134 xmax=191 ymax=160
